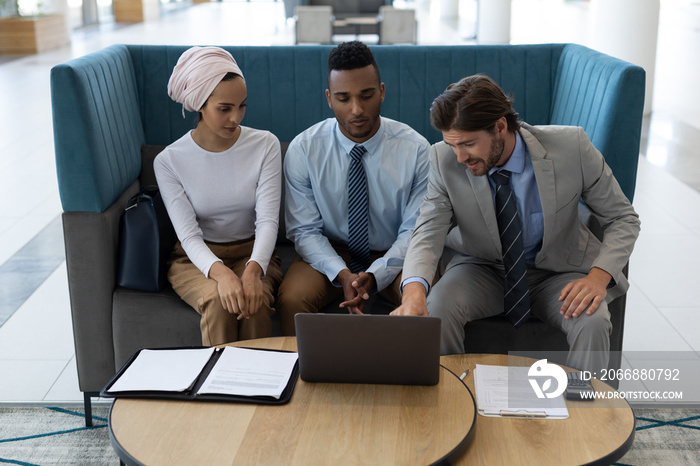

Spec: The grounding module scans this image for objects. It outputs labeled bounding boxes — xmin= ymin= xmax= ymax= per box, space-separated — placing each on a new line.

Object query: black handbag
xmin=117 ymin=185 xmax=177 ymax=291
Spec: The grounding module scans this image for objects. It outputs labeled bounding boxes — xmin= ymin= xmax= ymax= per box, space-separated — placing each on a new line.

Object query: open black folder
xmin=100 ymin=346 xmax=299 ymax=405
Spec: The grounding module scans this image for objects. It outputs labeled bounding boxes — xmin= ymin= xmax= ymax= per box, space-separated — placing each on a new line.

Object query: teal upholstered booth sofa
xmin=51 ymin=43 xmax=644 ymax=424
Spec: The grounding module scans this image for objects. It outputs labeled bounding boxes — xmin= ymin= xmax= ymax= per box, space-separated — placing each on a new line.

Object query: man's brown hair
xmin=430 ymin=74 xmax=520 ymax=134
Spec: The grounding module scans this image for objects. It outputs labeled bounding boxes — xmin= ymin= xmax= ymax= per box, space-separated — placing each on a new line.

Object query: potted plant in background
xmin=0 ymin=0 xmax=70 ymax=54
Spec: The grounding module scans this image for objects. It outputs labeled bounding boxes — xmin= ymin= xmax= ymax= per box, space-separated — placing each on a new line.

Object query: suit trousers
xmin=167 ymin=239 xmax=283 ymax=346
xmin=277 ymin=244 xmax=402 ymax=336
xmin=428 ymin=262 xmax=611 ymax=374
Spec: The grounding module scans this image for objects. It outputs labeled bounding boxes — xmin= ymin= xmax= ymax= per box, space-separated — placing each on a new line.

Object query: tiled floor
xmin=1 ymin=0 xmax=699 ymax=405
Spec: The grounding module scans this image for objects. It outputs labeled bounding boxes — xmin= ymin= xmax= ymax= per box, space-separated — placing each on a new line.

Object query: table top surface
xmin=109 ymin=337 xmax=635 ymax=466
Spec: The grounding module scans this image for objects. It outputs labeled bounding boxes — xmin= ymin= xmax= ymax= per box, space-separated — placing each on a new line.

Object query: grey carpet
xmin=0 ymin=406 xmax=698 ymax=465
xmin=616 ymin=408 xmax=700 ymax=465
xmin=0 ymin=407 xmax=117 ymax=466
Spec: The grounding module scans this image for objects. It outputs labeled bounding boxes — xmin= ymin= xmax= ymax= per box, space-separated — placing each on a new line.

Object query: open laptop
xmin=294 ymin=313 xmax=442 ymax=386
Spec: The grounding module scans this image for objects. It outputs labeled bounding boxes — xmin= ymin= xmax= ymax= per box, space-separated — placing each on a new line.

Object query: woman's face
xmin=198 ymin=76 xmax=247 ymax=144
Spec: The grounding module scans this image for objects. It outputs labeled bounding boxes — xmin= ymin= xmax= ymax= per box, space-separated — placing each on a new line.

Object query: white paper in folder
xmin=108 ymin=347 xmax=216 ymax=393
xmin=197 ymin=347 xmax=298 ymax=399
xmin=474 ymin=364 xmax=569 ymax=419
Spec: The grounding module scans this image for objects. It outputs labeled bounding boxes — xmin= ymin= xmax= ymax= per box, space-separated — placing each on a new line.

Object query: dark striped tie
xmin=348 ymin=144 xmax=370 ymax=273
xmin=492 ymin=170 xmax=531 ymax=328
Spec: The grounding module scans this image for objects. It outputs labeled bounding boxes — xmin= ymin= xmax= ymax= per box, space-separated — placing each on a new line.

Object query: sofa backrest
xmin=130 ymin=44 xmax=568 ymax=146
xmin=550 ymin=44 xmax=645 ymax=198
xmin=52 ymin=45 xmax=145 ymax=213
xmin=51 ymin=43 xmax=644 ymax=214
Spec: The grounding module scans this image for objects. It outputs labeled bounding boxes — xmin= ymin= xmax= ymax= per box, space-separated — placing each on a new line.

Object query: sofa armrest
xmin=62 ymin=181 xmax=140 ymax=392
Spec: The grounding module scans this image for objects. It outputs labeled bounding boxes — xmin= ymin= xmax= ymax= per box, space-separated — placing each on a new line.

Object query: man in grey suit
xmin=392 ymin=75 xmax=640 ymax=373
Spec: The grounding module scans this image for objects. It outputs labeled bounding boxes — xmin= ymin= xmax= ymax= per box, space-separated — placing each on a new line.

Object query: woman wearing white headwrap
xmin=154 ymin=46 xmax=282 ymax=345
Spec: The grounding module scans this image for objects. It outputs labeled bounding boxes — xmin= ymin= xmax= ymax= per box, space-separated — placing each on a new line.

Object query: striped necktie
xmin=348 ymin=144 xmax=370 ymax=273
xmin=492 ymin=170 xmax=531 ymax=328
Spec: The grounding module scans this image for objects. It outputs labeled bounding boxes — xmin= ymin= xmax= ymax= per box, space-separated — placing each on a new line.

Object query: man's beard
xmin=467 ymin=134 xmax=505 ymax=176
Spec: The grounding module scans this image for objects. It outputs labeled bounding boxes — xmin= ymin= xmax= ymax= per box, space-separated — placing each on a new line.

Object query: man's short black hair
xmin=327 ymin=41 xmax=380 ymax=85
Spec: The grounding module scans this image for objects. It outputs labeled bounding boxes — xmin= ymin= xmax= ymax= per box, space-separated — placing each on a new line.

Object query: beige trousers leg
xmin=168 ymin=239 xmax=282 ymax=346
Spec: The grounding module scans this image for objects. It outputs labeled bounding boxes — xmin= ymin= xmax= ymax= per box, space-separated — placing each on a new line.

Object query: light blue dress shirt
xmin=488 ymin=131 xmax=544 ymax=265
xmin=284 ymin=117 xmax=430 ymax=291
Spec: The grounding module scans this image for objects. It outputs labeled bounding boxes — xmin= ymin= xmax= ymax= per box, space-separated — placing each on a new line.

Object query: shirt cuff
xmin=245 ymin=258 xmax=267 ymax=277
xmin=366 ymin=261 xmax=390 ymax=292
xmin=326 ymin=259 xmax=348 ymax=287
xmin=204 ymin=259 xmax=223 ymax=279
xmin=400 ymin=276 xmax=430 ymax=295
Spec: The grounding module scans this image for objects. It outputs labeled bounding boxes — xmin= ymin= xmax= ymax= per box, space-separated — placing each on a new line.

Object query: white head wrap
xmin=167 ymin=46 xmax=244 ymax=117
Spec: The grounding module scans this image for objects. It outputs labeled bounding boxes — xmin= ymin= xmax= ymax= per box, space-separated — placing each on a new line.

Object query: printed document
xmin=197 ymin=347 xmax=299 ymax=399
xmin=474 ymin=364 xmax=569 ymax=419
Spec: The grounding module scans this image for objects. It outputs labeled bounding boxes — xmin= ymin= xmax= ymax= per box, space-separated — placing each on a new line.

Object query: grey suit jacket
xmin=403 ymin=124 xmax=641 ymax=302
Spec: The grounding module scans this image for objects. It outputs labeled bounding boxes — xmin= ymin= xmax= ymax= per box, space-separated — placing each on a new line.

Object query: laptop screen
xmin=295 ymin=313 xmax=441 ymax=385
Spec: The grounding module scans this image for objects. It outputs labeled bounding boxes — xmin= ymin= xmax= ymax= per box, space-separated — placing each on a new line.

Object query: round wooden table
xmin=109 ymin=337 xmax=477 ymax=465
